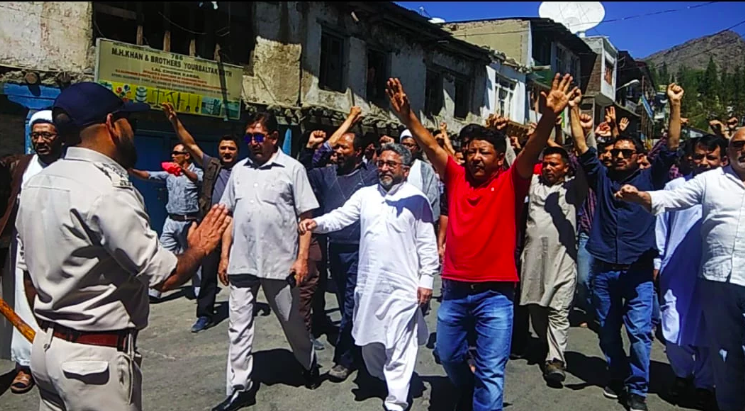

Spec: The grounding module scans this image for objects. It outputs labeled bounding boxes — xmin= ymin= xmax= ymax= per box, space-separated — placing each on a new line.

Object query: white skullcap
xmin=400 ymin=129 xmax=413 ymax=139
xmin=29 ymin=110 xmax=54 ymax=126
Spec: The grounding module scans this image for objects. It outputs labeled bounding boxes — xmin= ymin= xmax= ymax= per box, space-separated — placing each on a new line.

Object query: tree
xmin=736 ymin=66 xmax=745 ymax=119
xmin=699 ymin=57 xmax=720 ymax=118
xmin=719 ymin=67 xmax=731 ymax=117
xmin=659 ymin=62 xmax=670 ymax=85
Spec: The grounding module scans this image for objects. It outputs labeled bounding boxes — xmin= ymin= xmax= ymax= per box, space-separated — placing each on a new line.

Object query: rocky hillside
xmin=643 ymin=30 xmax=745 ymax=73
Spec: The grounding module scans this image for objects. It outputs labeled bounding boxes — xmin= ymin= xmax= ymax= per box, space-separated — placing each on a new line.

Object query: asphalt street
xmin=1 ymin=277 xmax=697 ymax=411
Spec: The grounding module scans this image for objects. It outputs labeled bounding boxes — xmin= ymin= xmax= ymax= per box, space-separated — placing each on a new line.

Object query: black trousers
xmin=196 ymin=245 xmax=220 ymax=319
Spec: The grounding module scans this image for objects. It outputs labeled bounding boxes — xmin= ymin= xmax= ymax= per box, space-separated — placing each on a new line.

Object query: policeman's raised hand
xmin=298 ymin=219 xmax=317 ymax=235
xmin=187 ymin=204 xmax=231 ymax=257
xmin=386 ymin=78 xmax=412 ymax=122
xmin=667 ymin=83 xmax=684 ymax=104
xmin=614 ymin=184 xmax=642 ymax=202
xmin=542 ymin=73 xmax=577 ymax=115
xmin=306 ymin=130 xmax=327 ymax=150
xmin=161 ymin=102 xmax=178 ymax=124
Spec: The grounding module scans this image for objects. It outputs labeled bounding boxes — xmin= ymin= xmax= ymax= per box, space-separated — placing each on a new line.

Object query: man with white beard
xmin=299 ymin=143 xmax=439 ymax=411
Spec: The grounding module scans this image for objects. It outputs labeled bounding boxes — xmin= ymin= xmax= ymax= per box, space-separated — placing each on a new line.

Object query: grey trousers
xmin=529 ymin=304 xmax=571 ymax=365
xmin=226 ymin=277 xmax=315 ymax=395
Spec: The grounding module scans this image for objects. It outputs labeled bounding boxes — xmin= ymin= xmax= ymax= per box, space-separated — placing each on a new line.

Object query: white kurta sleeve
xmin=414 ymin=200 xmax=439 ymax=290
xmin=648 ymin=174 xmax=705 ymax=216
xmin=654 ymin=212 xmax=669 ymax=271
xmin=314 ymin=189 xmax=364 ymax=234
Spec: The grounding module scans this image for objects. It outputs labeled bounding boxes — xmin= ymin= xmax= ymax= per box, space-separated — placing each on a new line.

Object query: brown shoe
xmin=543 ymin=360 xmax=566 ymax=384
xmin=11 ymin=369 xmax=35 ymax=394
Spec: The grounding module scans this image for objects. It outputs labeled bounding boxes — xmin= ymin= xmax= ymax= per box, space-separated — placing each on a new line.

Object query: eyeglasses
xmin=243 ymin=132 xmax=266 ymax=144
xmin=30 ymin=132 xmax=58 ymax=141
xmin=172 ymin=151 xmax=188 ymax=155
xmin=376 ymin=160 xmax=403 ymax=169
xmin=731 ymin=140 xmax=745 ymax=151
xmin=610 ymin=149 xmax=637 ymax=158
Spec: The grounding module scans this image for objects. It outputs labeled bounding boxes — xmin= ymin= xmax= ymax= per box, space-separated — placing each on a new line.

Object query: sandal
xmin=11 ymin=369 xmax=35 ymax=394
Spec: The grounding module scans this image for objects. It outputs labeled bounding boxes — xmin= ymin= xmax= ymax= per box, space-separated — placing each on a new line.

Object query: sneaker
xmin=543 ymin=360 xmax=566 ymax=384
xmin=669 ymin=377 xmax=690 ymax=402
xmin=312 ymin=338 xmax=325 ymax=351
xmin=191 ymin=316 xmax=213 ymax=333
xmin=695 ymin=388 xmax=718 ymax=411
xmin=603 ymin=380 xmax=625 ymax=400
xmin=627 ymin=394 xmax=648 ymax=411
xmin=328 ymin=364 xmax=352 ymax=382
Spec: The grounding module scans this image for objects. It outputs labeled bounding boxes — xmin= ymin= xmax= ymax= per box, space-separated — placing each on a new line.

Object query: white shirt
xmin=649 ymin=166 xmax=745 ymax=286
xmin=314 ymin=182 xmax=439 ymax=348
xmin=408 ymin=159 xmax=424 ymax=194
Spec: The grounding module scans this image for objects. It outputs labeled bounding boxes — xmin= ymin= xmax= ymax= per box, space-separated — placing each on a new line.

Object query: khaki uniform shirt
xmin=16 ymin=147 xmax=178 ymax=331
xmin=220 ymin=150 xmax=318 ymax=279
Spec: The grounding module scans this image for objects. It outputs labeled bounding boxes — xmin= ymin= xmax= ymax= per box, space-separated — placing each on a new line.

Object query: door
xmin=132 ymin=134 xmax=169 ymax=236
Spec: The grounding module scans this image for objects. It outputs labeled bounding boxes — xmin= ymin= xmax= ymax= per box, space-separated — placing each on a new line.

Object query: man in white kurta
xmin=653 ymin=135 xmax=726 ymax=405
xmin=301 ymin=144 xmax=439 ymax=411
xmin=0 ymin=110 xmax=63 ymax=394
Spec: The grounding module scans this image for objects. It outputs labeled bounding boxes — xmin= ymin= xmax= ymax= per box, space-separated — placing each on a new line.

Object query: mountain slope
xmin=643 ymin=30 xmax=745 ymax=73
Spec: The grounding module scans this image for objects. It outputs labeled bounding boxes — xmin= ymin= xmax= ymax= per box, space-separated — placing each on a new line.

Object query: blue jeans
xmin=592 ymin=258 xmax=654 ymax=397
xmin=576 ymin=232 xmax=595 ymax=321
xmin=437 ymin=280 xmax=514 ymax=411
xmin=328 ymin=242 xmax=360 ymax=369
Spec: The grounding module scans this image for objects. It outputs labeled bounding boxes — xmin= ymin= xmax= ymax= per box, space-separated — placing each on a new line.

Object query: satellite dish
xmin=538 ymin=2 xmax=605 ymax=37
xmin=429 ymin=17 xmax=446 ymax=24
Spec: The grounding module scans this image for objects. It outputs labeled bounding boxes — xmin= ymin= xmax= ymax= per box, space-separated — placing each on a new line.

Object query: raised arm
xmin=128 ymin=168 xmax=151 ymax=181
xmin=162 ymin=102 xmax=205 ymax=167
xmin=666 ymin=83 xmax=684 ymax=151
xmin=569 ymin=91 xmax=588 ymax=154
xmin=386 ymin=78 xmax=449 ymax=178
xmin=327 ymin=106 xmax=362 ymax=148
xmin=515 ymin=74 xmax=578 ymax=179
xmin=606 ymin=106 xmax=620 ymax=139
xmin=438 ymin=122 xmax=457 ymax=158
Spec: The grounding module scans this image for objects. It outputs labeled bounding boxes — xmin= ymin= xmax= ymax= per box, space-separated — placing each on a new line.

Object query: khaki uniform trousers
xmin=30 ymin=327 xmax=142 ymax=411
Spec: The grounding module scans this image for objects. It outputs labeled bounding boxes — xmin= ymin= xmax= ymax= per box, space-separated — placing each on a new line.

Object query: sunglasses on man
xmin=610 ymin=148 xmax=637 ymax=158
xmin=244 ymin=132 xmax=267 ymax=144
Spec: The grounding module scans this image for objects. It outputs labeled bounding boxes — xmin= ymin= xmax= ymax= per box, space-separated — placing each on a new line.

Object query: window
xmin=533 ymin=37 xmax=552 ymax=66
xmin=495 ymin=76 xmax=516 ymax=117
xmin=604 ymin=59 xmax=613 ymax=85
xmin=92 ymin=2 xmax=138 ymax=45
xmin=366 ymin=49 xmax=388 ymax=105
xmin=425 ymin=70 xmax=443 ymax=115
xmin=319 ymin=31 xmax=345 ymax=92
xmin=555 ymin=45 xmax=580 ymax=80
xmin=454 ymin=77 xmax=470 ymax=119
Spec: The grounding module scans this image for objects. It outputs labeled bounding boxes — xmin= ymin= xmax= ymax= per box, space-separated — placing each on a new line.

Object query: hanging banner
xmin=94 ymin=38 xmax=243 ymax=120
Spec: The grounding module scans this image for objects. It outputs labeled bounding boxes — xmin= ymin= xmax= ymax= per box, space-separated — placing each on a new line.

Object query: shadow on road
xmin=253 ymin=348 xmax=328 ymax=389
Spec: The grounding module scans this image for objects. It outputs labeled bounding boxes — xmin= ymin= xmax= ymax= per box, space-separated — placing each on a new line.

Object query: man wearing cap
xmin=129 ymin=143 xmax=204 ymax=302
xmin=400 ymin=129 xmax=440 ymax=220
xmin=15 ymin=82 xmax=230 ymax=411
xmin=0 ymin=110 xmax=64 ymax=395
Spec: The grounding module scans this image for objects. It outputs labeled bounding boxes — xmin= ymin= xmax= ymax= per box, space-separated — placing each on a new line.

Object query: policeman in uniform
xmin=15 ymin=82 xmax=230 ymax=411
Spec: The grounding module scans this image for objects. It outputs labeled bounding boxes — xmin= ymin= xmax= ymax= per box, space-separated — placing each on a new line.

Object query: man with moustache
xmin=158 ymin=102 xmax=240 ymax=332
xmin=652 ymin=134 xmax=727 ymax=409
xmin=129 ymin=140 xmax=204 ymax=302
xmin=571 ymin=83 xmax=683 ymax=411
xmin=0 ymin=110 xmax=64 ymax=394
xmin=15 ymin=82 xmax=230 ymax=411
xmin=615 ymin=128 xmax=745 ymax=411
xmin=215 ymin=111 xmax=321 ymax=411
xmin=299 ymin=124 xmax=378 ymax=381
xmin=298 ymin=143 xmax=438 ymax=411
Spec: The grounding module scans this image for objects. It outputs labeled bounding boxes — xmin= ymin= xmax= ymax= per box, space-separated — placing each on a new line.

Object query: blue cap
xmin=52 ymin=82 xmax=150 ymax=130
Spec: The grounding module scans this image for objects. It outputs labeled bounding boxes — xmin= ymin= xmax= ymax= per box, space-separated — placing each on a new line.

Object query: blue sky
xmin=396 ymin=2 xmax=745 ymax=59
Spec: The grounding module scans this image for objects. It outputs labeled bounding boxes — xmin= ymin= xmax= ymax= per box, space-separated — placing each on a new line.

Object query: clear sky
xmin=396 ymin=2 xmax=745 ymax=59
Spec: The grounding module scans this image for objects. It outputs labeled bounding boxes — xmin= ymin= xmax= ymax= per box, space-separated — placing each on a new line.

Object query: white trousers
xmin=529 ymin=304 xmax=570 ymax=364
xmin=666 ymin=343 xmax=714 ymax=389
xmin=30 ymin=327 xmax=142 ymax=411
xmin=361 ymin=329 xmax=419 ymax=411
xmin=227 ymin=278 xmax=315 ymax=395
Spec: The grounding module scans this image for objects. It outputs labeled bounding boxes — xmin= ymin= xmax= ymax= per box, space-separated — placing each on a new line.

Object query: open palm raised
xmin=541 ymin=74 xmax=578 ymax=115
xmin=386 ymin=78 xmax=412 ymax=121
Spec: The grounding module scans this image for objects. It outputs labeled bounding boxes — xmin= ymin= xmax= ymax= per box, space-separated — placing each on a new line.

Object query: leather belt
xmin=443 ymin=279 xmax=514 ymax=293
xmin=40 ymin=321 xmax=137 ymax=352
xmin=168 ymin=213 xmax=199 ymax=222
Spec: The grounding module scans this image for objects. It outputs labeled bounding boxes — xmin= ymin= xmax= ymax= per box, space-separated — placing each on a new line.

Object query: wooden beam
xmin=94 ymin=3 xmax=136 ymax=20
xmin=163 ymin=3 xmax=171 ymax=52
xmin=136 ymin=2 xmax=144 ymax=46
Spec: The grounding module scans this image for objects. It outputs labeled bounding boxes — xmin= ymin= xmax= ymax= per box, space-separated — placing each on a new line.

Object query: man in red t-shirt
xmin=386 ymin=75 xmax=578 ymax=411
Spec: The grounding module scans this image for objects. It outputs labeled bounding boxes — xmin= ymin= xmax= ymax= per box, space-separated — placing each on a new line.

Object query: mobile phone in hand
xmin=286 ymin=272 xmax=297 ymax=288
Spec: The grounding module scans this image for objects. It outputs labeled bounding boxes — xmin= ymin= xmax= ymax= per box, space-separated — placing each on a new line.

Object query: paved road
xmin=1 ymin=278 xmax=696 ymax=411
